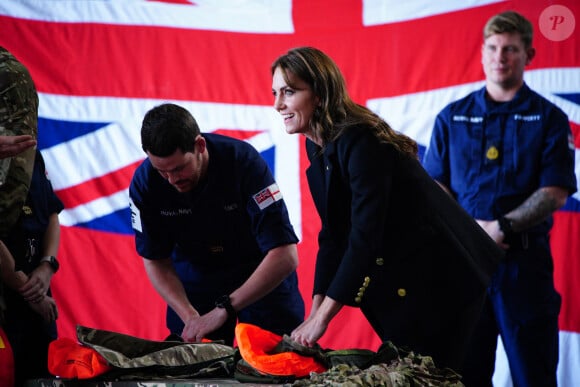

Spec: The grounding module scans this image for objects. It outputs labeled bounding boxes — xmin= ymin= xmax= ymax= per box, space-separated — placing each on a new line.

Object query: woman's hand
xmin=291 ymin=295 xmax=342 ymax=347
xmin=291 ymin=314 xmax=328 ymax=347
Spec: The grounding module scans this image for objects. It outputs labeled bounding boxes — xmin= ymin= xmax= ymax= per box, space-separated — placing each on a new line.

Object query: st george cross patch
xmin=253 ymin=183 xmax=283 ymax=210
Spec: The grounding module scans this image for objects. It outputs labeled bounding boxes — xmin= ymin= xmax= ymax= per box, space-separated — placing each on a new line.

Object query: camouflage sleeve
xmin=0 ymin=46 xmax=39 ymax=238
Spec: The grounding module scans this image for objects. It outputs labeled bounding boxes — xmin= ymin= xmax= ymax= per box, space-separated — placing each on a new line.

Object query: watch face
xmin=215 ymin=295 xmax=235 ymax=318
xmin=49 ymin=256 xmax=59 ymax=271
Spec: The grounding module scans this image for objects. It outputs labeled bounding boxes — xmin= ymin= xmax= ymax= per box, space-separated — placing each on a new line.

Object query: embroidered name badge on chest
xmin=253 ymin=183 xmax=283 ymax=210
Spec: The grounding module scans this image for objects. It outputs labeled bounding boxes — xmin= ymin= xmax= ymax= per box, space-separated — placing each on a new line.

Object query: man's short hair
xmin=483 ymin=11 xmax=534 ymax=49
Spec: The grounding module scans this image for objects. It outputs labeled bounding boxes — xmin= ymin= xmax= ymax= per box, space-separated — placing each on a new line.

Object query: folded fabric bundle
xmin=235 ymin=323 xmax=464 ymax=386
xmin=48 ymin=337 xmax=112 ymax=379
xmin=48 ymin=325 xmax=236 ymax=380
xmin=234 ymin=322 xmax=327 ymax=379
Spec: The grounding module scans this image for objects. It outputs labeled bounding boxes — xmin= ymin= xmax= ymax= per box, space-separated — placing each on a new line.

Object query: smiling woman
xmin=0 ymin=1 xmax=577 ymax=385
xmin=272 ymin=70 xmax=319 ymax=141
xmin=269 ymin=46 xmax=504 ymax=372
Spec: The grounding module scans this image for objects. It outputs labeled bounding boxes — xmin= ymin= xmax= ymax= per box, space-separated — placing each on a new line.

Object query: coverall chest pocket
xmin=503 ymin=118 xmax=544 ymax=189
xmin=449 ymin=122 xmax=484 ymax=192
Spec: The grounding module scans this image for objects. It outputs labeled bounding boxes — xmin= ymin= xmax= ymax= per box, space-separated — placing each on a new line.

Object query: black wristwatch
xmin=498 ymin=215 xmax=514 ymax=234
xmin=40 ymin=255 xmax=60 ymax=273
xmin=215 ymin=295 xmax=236 ymax=319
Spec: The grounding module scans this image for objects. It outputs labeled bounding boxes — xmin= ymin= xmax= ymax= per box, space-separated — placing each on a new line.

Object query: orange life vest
xmin=235 ymin=323 xmax=327 ymax=377
xmin=0 ymin=327 xmax=15 ymax=387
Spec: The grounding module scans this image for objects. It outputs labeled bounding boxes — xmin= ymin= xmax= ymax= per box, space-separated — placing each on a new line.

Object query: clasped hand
xmin=29 ymin=295 xmax=58 ymax=323
xmin=476 ymin=219 xmax=509 ymax=250
xmin=19 ymin=266 xmax=52 ymax=303
xmin=290 ymin=314 xmax=328 ymax=348
xmin=181 ymin=307 xmax=228 ymax=342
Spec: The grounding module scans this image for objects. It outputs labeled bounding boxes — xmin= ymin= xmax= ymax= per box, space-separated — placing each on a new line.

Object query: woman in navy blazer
xmin=271 ymin=46 xmax=503 ymax=371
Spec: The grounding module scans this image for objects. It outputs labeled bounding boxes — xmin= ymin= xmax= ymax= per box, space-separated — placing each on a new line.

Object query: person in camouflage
xmin=0 ymin=46 xmax=39 ymax=387
xmin=0 ymin=46 xmax=39 ymax=238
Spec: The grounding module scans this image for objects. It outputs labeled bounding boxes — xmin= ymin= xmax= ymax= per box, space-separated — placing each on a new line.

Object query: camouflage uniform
xmin=0 ymin=46 xmax=38 ymax=239
xmin=291 ymin=342 xmax=465 ymax=387
xmin=0 ymin=47 xmax=38 ymax=326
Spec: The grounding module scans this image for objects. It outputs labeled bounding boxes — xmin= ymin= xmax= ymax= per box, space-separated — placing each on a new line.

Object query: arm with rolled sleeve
xmin=485 ymin=104 xmax=576 ymax=235
xmin=129 ymin=171 xmax=203 ymax=339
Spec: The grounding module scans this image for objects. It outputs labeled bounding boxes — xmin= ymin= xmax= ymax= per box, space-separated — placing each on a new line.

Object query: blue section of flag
xmin=417 ymin=144 xmax=426 ymax=161
xmin=37 ymin=117 xmax=110 ymax=149
xmin=562 ymin=197 xmax=580 ymax=213
xmin=260 ymin=146 xmax=275 ymax=177
xmin=556 ymin=93 xmax=580 ymax=105
xmin=75 ymin=207 xmax=133 ymax=234
xmin=69 ymin=146 xmax=277 ymax=233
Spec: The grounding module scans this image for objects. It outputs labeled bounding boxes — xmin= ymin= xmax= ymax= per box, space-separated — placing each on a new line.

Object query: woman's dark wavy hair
xmin=141 ymin=103 xmax=199 ymax=157
xmin=271 ymin=46 xmax=417 ymax=158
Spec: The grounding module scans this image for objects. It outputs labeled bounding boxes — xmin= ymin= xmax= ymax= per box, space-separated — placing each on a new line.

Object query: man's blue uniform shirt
xmin=424 ymin=83 xmax=576 ymax=234
xmin=129 ymin=133 xmax=299 ymax=294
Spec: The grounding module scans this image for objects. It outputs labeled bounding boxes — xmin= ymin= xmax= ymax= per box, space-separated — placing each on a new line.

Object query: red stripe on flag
xmin=570 ymin=121 xmax=580 ymax=148
xmin=213 ymin=129 xmax=265 ymax=141
xmin=149 ymin=0 xmax=196 ymax=4
xmin=1 ymin=0 xmax=577 ymax=106
xmin=53 ymin=226 xmax=168 ymax=340
xmin=552 ymin=211 xmax=580 ymax=333
xmin=55 ymin=161 xmax=141 ymax=208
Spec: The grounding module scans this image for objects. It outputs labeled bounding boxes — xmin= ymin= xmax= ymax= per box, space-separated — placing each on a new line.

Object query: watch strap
xmin=215 ymin=295 xmax=236 ymax=319
xmin=40 ymin=255 xmax=59 ymax=273
xmin=498 ymin=216 xmax=514 ymax=234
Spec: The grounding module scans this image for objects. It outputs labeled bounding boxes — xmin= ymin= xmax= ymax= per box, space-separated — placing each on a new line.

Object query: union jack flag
xmin=0 ymin=1 xmax=578 ymax=385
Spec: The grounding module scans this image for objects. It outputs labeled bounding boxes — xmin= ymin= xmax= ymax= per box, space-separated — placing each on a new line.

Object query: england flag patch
xmin=253 ymin=183 xmax=283 ymax=210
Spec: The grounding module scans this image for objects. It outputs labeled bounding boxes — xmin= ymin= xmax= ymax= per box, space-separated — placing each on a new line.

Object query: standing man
xmin=129 ymin=103 xmax=304 ymax=345
xmin=423 ymin=11 xmax=576 ymax=387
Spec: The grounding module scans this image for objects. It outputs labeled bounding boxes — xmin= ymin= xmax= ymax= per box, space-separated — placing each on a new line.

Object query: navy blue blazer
xmin=305 ymin=126 xmax=503 ymax=339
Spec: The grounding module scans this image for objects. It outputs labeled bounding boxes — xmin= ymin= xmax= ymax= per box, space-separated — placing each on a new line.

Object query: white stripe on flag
xmin=493 ymin=331 xmax=580 ymax=387
xmin=367 ymin=81 xmax=485 ymax=146
xmin=58 ymin=189 xmax=130 ymax=227
xmin=40 ymin=94 xmax=302 ymax=236
xmin=362 ymin=0 xmax=505 ymax=25
xmin=366 ymin=67 xmax=580 ymax=147
xmin=0 ymin=0 xmax=294 ymax=33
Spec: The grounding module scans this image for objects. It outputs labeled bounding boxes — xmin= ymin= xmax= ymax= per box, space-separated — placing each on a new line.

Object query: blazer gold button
xmin=355 ymin=297 xmax=362 ymax=304
xmin=359 ymin=287 xmax=366 ymax=293
xmin=364 ymin=276 xmax=371 ymax=285
xmin=357 ymin=291 xmax=364 ymax=298
xmin=397 ymin=288 xmax=406 ymax=297
xmin=375 ymin=257 xmax=384 ymax=266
